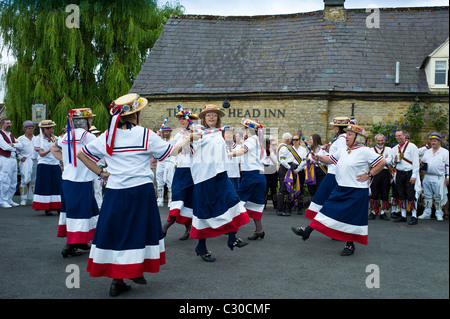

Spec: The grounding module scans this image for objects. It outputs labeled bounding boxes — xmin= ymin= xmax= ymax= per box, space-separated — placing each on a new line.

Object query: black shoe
xmin=340 ymin=244 xmax=355 ymax=256
xmin=179 ymin=230 xmax=190 ymax=240
xmin=227 ymin=238 xmax=248 ymax=251
xmin=195 ymin=248 xmax=216 ymax=262
xmin=73 ymin=243 xmax=91 ymax=250
xmin=109 ymin=282 xmax=131 ymax=297
xmin=379 ymin=213 xmax=390 ymax=221
xmin=394 ymin=217 xmax=407 ymax=223
xmin=368 ymin=213 xmax=376 ymax=220
xmin=391 ymin=212 xmax=401 ymax=219
xmin=130 ymin=276 xmax=147 ymax=285
xmin=291 ymin=226 xmax=310 ymax=241
xmin=61 ymin=247 xmax=82 ymax=258
xmin=408 ymin=217 xmax=418 ymax=225
xmin=248 ymin=231 xmax=265 ymax=240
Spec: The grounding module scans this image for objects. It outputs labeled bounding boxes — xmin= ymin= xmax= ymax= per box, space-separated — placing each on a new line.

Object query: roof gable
xmin=132 ymin=7 xmax=449 ymax=96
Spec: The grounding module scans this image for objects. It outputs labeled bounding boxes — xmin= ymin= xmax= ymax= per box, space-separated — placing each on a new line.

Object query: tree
xmin=0 ymin=0 xmax=184 ymax=136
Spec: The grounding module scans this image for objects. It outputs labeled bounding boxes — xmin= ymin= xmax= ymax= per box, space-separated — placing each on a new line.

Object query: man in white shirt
xmin=418 ymin=133 xmax=449 ymax=221
xmin=17 ymin=121 xmax=38 ymax=205
xmin=369 ymin=134 xmax=392 ymax=220
xmin=391 ymin=129 xmax=420 ymax=225
xmin=156 ymin=126 xmax=176 ymax=207
xmin=0 ymin=118 xmax=23 ymax=208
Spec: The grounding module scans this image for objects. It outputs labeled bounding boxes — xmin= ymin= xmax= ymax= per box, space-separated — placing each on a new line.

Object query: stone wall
xmin=140 ymin=96 xmax=448 ymax=147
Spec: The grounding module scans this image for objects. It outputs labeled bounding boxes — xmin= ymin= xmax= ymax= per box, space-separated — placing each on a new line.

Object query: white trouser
xmin=19 ymin=158 xmax=37 ymax=201
xmin=0 ymin=156 xmax=18 ymax=205
xmin=422 ymin=174 xmax=447 ymax=217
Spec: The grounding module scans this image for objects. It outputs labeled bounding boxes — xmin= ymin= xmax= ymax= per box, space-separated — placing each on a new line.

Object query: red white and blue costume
xmin=305 ymin=133 xmax=347 ymax=218
xmin=168 ymin=130 xmax=194 ymax=225
xmin=81 ymin=126 xmax=173 ymax=278
xmin=55 ymin=128 xmax=99 ymax=244
xmin=189 ymin=129 xmax=249 ymax=239
xmin=237 ymin=135 xmax=266 ymax=221
xmin=32 ymin=134 xmax=62 ymax=211
xmin=307 ymin=146 xmax=383 ymax=245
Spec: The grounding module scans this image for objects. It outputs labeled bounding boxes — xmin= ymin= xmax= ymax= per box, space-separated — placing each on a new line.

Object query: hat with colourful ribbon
xmin=106 ymin=93 xmax=148 ymax=156
xmin=429 ymin=132 xmax=442 ymax=142
xmin=66 ymin=108 xmax=96 ymax=167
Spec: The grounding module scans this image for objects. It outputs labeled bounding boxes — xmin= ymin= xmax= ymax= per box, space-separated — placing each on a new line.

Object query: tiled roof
xmin=131 ymin=6 xmax=449 ymax=96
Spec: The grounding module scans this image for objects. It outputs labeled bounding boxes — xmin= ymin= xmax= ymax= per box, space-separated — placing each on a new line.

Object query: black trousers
xmin=370 ymin=169 xmax=390 ymax=201
xmin=395 ymin=170 xmax=415 ymax=202
xmin=277 ymin=163 xmax=298 ymax=212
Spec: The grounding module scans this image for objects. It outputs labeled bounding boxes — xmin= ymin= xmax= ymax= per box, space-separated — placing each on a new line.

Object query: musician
xmin=32 ymin=120 xmax=62 ymax=215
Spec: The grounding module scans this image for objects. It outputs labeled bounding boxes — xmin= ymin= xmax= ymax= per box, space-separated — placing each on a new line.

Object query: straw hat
xmin=345 ymin=124 xmax=367 ymax=138
xmin=89 ymin=126 xmax=101 ymax=134
xmin=198 ymin=104 xmax=225 ymax=119
xmin=69 ymin=108 xmax=96 ymax=118
xmin=176 ymin=110 xmax=199 ymax=120
xmin=241 ymin=118 xmax=263 ymax=130
xmin=329 ymin=116 xmax=350 ymax=126
xmin=109 ymin=93 xmax=148 ymax=116
xmin=38 ymin=120 xmax=56 ymax=128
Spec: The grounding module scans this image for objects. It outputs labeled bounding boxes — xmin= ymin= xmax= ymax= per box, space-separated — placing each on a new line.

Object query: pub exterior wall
xmin=140 ymin=96 xmax=448 ymax=146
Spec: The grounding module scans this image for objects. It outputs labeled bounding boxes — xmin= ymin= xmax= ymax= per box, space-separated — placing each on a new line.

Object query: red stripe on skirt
xmin=190 ymin=212 xmax=250 ymax=239
xmin=87 ymin=252 xmax=166 ymax=279
xmin=309 ymin=219 xmax=368 ymax=245
xmin=168 ymin=208 xmax=192 ymax=225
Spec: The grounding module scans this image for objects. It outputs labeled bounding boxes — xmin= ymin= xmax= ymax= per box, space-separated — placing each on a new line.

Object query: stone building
xmin=131 ymin=1 xmax=449 ymax=144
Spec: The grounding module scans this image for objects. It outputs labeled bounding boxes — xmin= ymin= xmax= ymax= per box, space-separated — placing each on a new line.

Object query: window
xmin=434 ymin=60 xmax=448 ymax=85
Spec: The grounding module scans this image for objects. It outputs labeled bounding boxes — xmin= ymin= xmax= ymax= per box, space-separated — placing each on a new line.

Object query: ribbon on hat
xmin=66 ymin=110 xmax=78 ymax=166
xmin=106 ymin=103 xmax=124 ymax=156
xmin=177 ymin=105 xmax=194 ymax=129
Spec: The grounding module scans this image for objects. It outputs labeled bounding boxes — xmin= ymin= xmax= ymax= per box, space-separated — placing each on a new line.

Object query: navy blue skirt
xmin=309 ymin=186 xmax=369 ymax=245
xmin=87 ymin=183 xmax=165 ymax=279
xmin=57 ymin=180 xmax=99 ymax=244
xmin=306 ymin=173 xmax=337 ymax=219
xmin=32 ymin=164 xmax=62 ymax=211
xmin=169 ymin=167 xmax=194 ymax=225
xmin=190 ymin=172 xmax=249 ymax=239
xmin=237 ymin=170 xmax=267 ymax=220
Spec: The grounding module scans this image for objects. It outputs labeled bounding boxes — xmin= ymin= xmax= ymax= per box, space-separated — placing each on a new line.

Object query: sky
xmin=1 ymin=0 xmax=449 ymax=103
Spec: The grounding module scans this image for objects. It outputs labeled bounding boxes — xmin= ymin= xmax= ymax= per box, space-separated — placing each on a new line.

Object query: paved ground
xmin=0 ymin=196 xmax=448 ymax=304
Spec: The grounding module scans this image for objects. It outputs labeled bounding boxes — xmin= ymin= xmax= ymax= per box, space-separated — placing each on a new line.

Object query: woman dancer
xmin=163 ymin=110 xmax=199 ymax=240
xmin=189 ymin=105 xmax=249 ymax=262
xmin=228 ymin=118 xmax=267 ymax=240
xmin=50 ymin=108 xmax=99 ymax=258
xmin=292 ymin=124 xmax=386 ymax=256
xmin=78 ymin=93 xmax=190 ymax=296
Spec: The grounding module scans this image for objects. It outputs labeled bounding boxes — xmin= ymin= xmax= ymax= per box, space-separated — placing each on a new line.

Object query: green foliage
xmin=0 ymin=0 xmax=184 ymax=136
xmin=371 ymin=99 xmax=449 ymax=147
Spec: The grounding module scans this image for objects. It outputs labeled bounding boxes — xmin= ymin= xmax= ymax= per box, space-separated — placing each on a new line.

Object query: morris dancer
xmin=190 ymin=105 xmax=249 ymax=262
xmin=163 ymin=110 xmax=199 ymax=240
xmin=50 ymin=108 xmax=99 ymax=258
xmin=304 ymin=117 xmax=349 ymax=218
xmin=229 ymin=118 xmax=267 ymax=240
xmin=17 ymin=121 xmax=38 ymax=206
xmin=368 ymin=134 xmax=392 ymax=220
xmin=0 ymin=118 xmax=23 ymax=208
xmin=418 ymin=133 xmax=449 ymax=221
xmin=292 ymin=124 xmax=386 ymax=256
xmin=156 ymin=126 xmax=176 ymax=207
xmin=223 ymin=127 xmax=241 ymax=190
xmin=391 ymin=129 xmax=420 ymax=225
xmin=78 ymin=93 xmax=190 ymax=297
xmin=32 ymin=120 xmax=62 ymax=215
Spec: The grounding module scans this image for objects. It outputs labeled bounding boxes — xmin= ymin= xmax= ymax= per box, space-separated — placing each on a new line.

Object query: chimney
xmin=323 ymin=0 xmax=347 ymax=21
